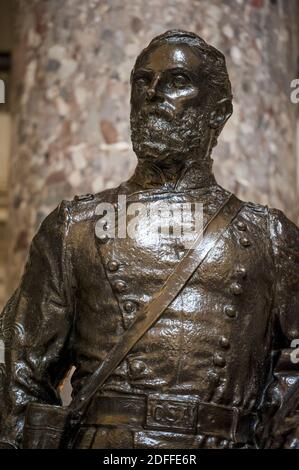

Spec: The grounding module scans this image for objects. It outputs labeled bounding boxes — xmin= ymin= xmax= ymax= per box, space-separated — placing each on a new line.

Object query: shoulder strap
xmin=70 ymin=193 xmax=243 ymax=415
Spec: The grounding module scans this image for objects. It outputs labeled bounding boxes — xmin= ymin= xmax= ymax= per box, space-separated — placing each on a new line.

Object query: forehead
xmin=135 ymin=43 xmax=203 ymax=73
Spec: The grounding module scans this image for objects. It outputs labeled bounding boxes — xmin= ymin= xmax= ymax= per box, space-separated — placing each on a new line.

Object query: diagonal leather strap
xmin=70 ymin=193 xmax=243 ymax=415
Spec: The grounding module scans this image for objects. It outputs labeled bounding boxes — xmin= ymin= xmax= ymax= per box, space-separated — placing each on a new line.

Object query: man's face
xmin=130 ymin=43 xmax=212 ymax=164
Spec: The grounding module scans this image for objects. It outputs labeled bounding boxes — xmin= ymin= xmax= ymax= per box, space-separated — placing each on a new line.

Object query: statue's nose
xmin=146 ymin=88 xmax=156 ymax=100
xmin=146 ymin=74 xmax=161 ymax=100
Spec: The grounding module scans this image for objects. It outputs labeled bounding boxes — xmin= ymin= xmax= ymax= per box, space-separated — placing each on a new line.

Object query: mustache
xmin=138 ymin=102 xmax=176 ymax=121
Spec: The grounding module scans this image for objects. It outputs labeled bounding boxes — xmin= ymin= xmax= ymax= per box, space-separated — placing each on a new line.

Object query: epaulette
xmin=73 ymin=193 xmax=95 ymax=202
xmin=244 ymin=201 xmax=268 ymax=213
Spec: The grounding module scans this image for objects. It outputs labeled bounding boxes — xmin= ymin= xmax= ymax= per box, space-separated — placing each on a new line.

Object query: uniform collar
xmin=127 ymin=159 xmax=217 ymax=192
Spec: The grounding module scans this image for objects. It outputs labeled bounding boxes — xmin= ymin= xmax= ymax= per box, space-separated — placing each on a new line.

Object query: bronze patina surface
xmin=0 ymin=30 xmax=298 ymax=449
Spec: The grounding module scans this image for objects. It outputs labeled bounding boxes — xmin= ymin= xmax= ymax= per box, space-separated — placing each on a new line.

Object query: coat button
xmin=230 ymin=282 xmax=243 ymax=295
xmin=236 ymin=220 xmax=247 ymax=231
xmin=129 ymin=359 xmax=146 ymax=376
xmin=107 ymin=260 xmax=119 ymax=272
xmin=114 ymin=280 xmax=127 ymax=292
xmin=213 ymin=353 xmax=226 ymax=368
xmin=224 ymin=305 xmax=237 ymax=318
xmin=219 ymin=337 xmax=230 ymax=349
xmin=240 ymin=237 xmax=251 ymax=247
xmin=236 ymin=266 xmax=247 ymax=278
xmin=123 ymin=301 xmax=136 ymax=313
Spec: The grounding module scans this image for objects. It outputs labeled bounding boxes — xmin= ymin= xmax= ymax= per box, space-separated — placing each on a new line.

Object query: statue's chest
xmin=96 ymin=194 xmax=210 ymax=294
xmin=95 ymin=195 xmax=272 ymax=326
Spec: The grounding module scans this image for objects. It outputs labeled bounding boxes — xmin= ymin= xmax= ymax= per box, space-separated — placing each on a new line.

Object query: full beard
xmin=130 ymin=105 xmax=211 ymax=166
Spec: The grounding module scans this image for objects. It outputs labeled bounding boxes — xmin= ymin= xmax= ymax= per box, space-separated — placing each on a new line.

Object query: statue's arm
xmin=262 ymin=208 xmax=299 ymax=448
xmin=0 ymin=201 xmax=75 ymax=449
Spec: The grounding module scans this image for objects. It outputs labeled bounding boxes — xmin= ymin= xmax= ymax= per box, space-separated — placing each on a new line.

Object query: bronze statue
xmin=0 ymin=30 xmax=299 ymax=449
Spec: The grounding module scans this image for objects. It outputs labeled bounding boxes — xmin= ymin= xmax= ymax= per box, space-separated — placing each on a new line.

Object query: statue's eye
xmin=134 ymin=76 xmax=150 ymax=87
xmin=171 ymin=73 xmax=190 ymax=88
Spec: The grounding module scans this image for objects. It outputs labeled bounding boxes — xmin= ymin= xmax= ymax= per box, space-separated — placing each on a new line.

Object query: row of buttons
xmin=106 ymin=260 xmax=138 ymax=315
xmin=228 ymin=219 xmax=250 ymax=297
xmin=214 ymin=219 xmax=249 ymax=369
xmin=236 ymin=219 xmax=251 ymax=247
xmin=213 ymin=335 xmax=231 ymax=368
xmin=230 ymin=266 xmax=247 ymax=295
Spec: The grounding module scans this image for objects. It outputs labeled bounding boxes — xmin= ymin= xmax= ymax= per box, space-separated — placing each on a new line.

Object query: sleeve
xmin=0 ymin=200 xmax=75 ymax=448
xmin=261 ymin=208 xmax=299 ymax=448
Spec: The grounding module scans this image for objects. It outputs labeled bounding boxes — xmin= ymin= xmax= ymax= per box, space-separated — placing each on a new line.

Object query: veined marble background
xmin=2 ymin=0 xmax=299 ymax=302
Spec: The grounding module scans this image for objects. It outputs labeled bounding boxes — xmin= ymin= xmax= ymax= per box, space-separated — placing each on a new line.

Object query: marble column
xmin=5 ymin=0 xmax=299 ymax=298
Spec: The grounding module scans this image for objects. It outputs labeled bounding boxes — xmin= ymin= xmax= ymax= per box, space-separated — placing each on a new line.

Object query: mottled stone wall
xmin=5 ymin=0 xmax=299 ymax=299
xmin=0 ymin=0 xmax=13 ymax=310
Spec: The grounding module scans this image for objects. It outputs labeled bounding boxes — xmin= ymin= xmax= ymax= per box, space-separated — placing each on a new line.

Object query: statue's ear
xmin=209 ymin=98 xmax=233 ymax=129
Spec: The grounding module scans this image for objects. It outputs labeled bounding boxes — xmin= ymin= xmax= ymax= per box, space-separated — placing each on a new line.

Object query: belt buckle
xmin=145 ymin=395 xmax=198 ymax=434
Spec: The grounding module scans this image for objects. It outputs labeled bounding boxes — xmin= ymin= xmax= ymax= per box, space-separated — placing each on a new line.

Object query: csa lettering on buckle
xmin=146 ymin=396 xmax=198 ymax=433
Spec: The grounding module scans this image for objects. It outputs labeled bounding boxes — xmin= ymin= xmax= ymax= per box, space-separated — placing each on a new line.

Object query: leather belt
xmin=84 ymin=394 xmax=257 ymax=444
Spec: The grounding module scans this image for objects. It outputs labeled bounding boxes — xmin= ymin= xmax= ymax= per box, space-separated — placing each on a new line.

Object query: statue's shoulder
xmin=215 ymin=186 xmax=269 ymax=220
xmin=225 ymin=195 xmax=269 ymax=236
xmin=215 ymin=187 xmax=269 ymax=227
xmin=237 ymin=197 xmax=299 ymax=242
xmin=66 ymin=186 xmax=121 ymax=224
xmin=267 ymin=206 xmax=299 ymax=247
xmin=241 ymin=200 xmax=269 ymax=219
xmin=40 ymin=187 xmax=121 ymax=231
